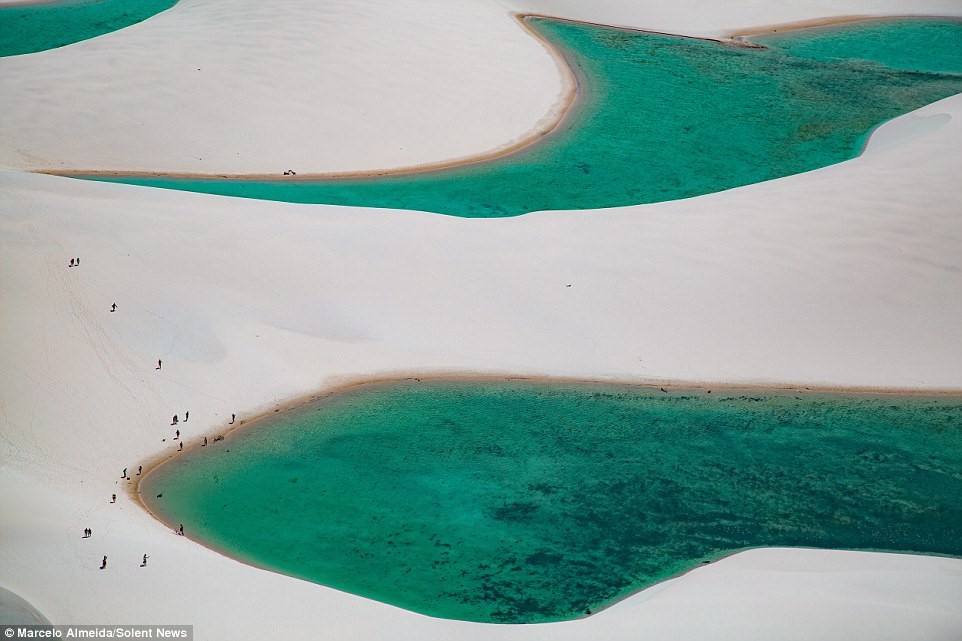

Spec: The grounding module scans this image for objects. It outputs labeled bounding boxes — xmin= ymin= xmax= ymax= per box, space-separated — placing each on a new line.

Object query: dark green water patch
xmin=142 ymin=380 xmax=962 ymax=623
xmin=0 ymin=0 xmax=177 ymax=57
xmin=79 ymin=17 xmax=962 ymax=216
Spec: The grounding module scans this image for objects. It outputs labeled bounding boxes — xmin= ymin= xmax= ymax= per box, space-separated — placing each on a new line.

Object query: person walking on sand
xmin=122 ymin=468 xmax=128 ymax=479
xmin=184 ymin=411 xmax=189 ymax=422
xmin=177 ymin=524 xmax=184 ymax=536
xmin=156 ymin=359 xmax=162 ymax=370
xmin=111 ymin=493 xmax=116 ymax=503
xmin=100 ymin=555 xmax=107 ymax=570
xmin=141 ymin=554 xmax=149 ymax=567
xmin=76 ymin=257 xmax=80 ymax=266
xmin=111 ymin=303 xmax=117 ymax=312
xmin=69 ymin=259 xmax=75 ymax=267
xmin=203 ymin=436 xmax=207 ymax=446
xmin=230 ymin=413 xmax=235 ymax=425
xmin=137 ymin=465 xmax=142 ymax=475
xmin=178 ymin=442 xmax=183 ymax=451
xmin=175 ymin=429 xmax=180 ymax=439
xmin=172 ymin=415 xmax=178 ymax=426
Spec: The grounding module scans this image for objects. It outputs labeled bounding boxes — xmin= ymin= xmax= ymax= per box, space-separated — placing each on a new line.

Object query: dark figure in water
xmin=141 ymin=554 xmax=149 ymax=567
xmin=230 ymin=414 xmax=235 ymax=425
xmin=110 ymin=303 xmax=117 ymax=312
xmin=156 ymin=359 xmax=162 ymax=370
xmin=100 ymin=555 xmax=107 ymax=570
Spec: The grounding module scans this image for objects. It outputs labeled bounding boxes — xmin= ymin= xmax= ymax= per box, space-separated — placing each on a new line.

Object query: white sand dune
xmin=1 ymin=0 xmax=961 ymax=638
xmin=0 ymin=0 xmax=568 ymax=175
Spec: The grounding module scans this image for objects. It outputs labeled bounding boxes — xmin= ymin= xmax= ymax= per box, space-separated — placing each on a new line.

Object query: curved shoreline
xmin=52 ymin=13 xmax=580 ymax=183
xmin=43 ymin=12 xmax=957 ymax=183
xmin=136 ymin=369 xmax=962 ymax=499
xmin=134 ymin=371 xmax=962 ymax=623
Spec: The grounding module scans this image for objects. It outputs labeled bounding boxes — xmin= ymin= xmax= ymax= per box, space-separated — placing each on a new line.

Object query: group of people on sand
xmin=90 ymin=496 xmax=185 ymax=570
xmin=64 ymin=255 xmax=235 ymax=575
xmin=94 ymin=554 xmax=149 ymax=569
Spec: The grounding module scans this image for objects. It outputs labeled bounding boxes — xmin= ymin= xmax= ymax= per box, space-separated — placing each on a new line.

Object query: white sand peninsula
xmin=1 ymin=0 xmax=961 ymax=638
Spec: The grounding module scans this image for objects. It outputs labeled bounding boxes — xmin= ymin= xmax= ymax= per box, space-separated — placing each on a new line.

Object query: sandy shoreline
xmin=726 ymin=12 xmax=961 ymax=38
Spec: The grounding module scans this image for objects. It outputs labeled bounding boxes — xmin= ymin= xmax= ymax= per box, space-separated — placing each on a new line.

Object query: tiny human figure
xmin=177 ymin=524 xmax=184 ymax=536
xmin=202 ymin=436 xmax=207 ymax=447
xmin=122 ymin=468 xmax=128 ymax=479
xmin=100 ymin=555 xmax=107 ymax=570
xmin=175 ymin=429 xmax=180 ymax=439
xmin=137 ymin=465 xmax=142 ymax=475
xmin=184 ymin=411 xmax=189 ymax=422
xmin=76 ymin=257 xmax=80 ymax=266
xmin=229 ymin=413 xmax=235 ymax=425
xmin=110 ymin=303 xmax=117 ymax=312
xmin=156 ymin=359 xmax=162 ymax=370
xmin=111 ymin=493 xmax=116 ymax=503
xmin=141 ymin=554 xmax=149 ymax=567
xmin=172 ymin=415 xmax=178 ymax=426
xmin=178 ymin=442 xmax=183 ymax=451
xmin=83 ymin=528 xmax=90 ymax=538
xmin=69 ymin=259 xmax=75 ymax=267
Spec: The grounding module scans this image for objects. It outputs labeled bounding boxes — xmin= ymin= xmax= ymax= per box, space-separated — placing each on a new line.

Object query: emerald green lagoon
xmin=0 ymin=0 xmax=177 ymax=57
xmin=81 ymin=17 xmax=962 ymax=216
xmin=141 ymin=381 xmax=962 ymax=623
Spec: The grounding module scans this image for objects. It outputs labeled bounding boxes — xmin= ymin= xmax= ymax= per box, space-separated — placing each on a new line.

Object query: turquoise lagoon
xmin=141 ymin=381 xmax=962 ymax=623
xmin=0 ymin=0 xmax=177 ymax=57
xmin=82 ymin=17 xmax=962 ymax=216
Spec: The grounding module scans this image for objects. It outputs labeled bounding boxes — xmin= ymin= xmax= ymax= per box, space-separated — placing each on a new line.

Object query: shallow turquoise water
xmin=142 ymin=381 xmax=962 ymax=623
xmin=752 ymin=18 xmax=962 ymax=74
xmin=81 ymin=17 xmax=962 ymax=216
xmin=0 ymin=0 xmax=177 ymax=57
